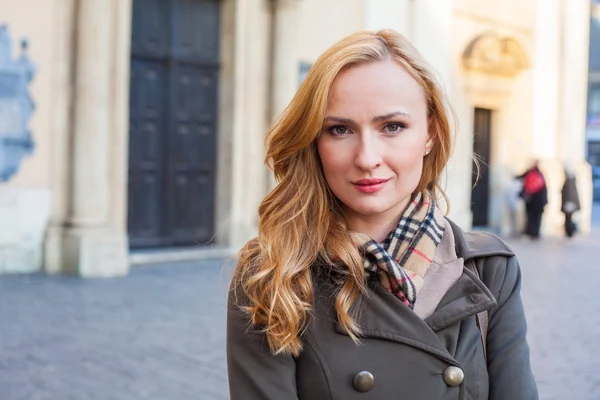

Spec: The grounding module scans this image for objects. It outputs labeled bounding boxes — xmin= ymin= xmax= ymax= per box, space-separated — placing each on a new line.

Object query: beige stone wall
xmin=454 ymin=0 xmax=535 ymax=30
xmin=297 ymin=0 xmax=365 ymax=63
xmin=363 ymin=0 xmax=411 ymax=36
xmin=0 ymin=0 xmax=67 ymax=272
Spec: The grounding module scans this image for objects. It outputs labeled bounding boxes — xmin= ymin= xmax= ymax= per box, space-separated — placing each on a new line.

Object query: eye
xmin=328 ymin=125 xmax=349 ymax=136
xmin=384 ymin=122 xmax=406 ymax=134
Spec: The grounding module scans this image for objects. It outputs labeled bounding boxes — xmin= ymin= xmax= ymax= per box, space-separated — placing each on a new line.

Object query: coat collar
xmin=334 ymin=218 xmax=504 ymax=362
xmin=424 ymin=264 xmax=496 ymax=331
xmin=412 ymin=218 xmax=465 ymax=319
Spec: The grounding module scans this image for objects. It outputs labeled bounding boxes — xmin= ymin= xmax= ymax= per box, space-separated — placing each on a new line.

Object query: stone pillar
xmin=530 ymin=0 xmax=564 ymax=235
xmin=531 ymin=0 xmax=561 ymax=161
xmin=44 ymin=0 xmax=76 ymax=274
xmin=109 ymin=0 xmax=133 ymax=234
xmin=558 ymin=0 xmax=592 ymax=234
xmin=264 ymin=0 xmax=303 ymax=191
xmin=409 ymin=0 xmax=463 ymax=222
xmin=270 ymin=0 xmax=301 ymax=120
xmin=70 ymin=0 xmax=111 ymax=226
xmin=410 ymin=0 xmax=453 ymax=85
xmin=217 ymin=0 xmax=271 ymax=250
xmin=61 ymin=0 xmax=131 ymax=276
xmin=531 ymin=0 xmax=592 ymax=235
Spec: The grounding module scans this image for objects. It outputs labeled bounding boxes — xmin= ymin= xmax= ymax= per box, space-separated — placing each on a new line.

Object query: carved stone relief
xmin=0 ymin=24 xmax=36 ymax=182
xmin=462 ymin=32 xmax=529 ymax=77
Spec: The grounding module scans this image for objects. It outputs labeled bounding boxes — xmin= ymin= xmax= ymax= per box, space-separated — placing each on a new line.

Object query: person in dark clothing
xmin=561 ymin=170 xmax=580 ymax=237
xmin=516 ymin=161 xmax=548 ymax=239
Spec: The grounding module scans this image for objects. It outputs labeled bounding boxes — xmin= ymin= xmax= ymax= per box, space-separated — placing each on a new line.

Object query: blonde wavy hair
xmin=233 ymin=29 xmax=454 ymax=356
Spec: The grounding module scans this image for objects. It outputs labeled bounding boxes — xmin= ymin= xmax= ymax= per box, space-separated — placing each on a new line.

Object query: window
xmin=589 ymin=141 xmax=600 ymax=166
xmin=587 ymin=85 xmax=600 ymax=126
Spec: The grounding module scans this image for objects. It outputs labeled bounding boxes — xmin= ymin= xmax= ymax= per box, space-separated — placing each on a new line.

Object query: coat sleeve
xmin=226 ymin=287 xmax=299 ymax=400
xmin=485 ymin=256 xmax=539 ymax=400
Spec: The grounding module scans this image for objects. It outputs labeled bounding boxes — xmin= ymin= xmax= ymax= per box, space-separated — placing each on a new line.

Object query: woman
xmin=227 ymin=30 xmax=538 ymax=399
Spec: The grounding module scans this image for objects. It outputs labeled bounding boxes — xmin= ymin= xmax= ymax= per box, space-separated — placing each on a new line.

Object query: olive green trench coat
xmin=227 ymin=219 xmax=538 ymax=399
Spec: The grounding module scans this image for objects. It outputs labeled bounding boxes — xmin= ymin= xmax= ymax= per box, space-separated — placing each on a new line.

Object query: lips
xmin=352 ymin=178 xmax=390 ymax=193
xmin=353 ymin=178 xmax=390 ymax=185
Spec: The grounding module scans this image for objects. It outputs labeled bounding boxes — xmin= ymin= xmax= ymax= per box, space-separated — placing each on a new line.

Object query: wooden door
xmin=128 ymin=0 xmax=220 ymax=248
xmin=471 ymin=108 xmax=492 ymax=227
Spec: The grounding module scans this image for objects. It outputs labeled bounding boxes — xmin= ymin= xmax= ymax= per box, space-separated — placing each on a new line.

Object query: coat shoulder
xmin=448 ymin=221 xmax=522 ymax=304
xmin=464 ymin=231 xmax=515 ymax=258
xmin=446 ymin=218 xmax=515 ymax=260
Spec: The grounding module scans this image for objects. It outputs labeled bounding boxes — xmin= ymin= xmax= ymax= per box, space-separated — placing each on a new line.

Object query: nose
xmin=354 ymin=134 xmax=382 ymax=171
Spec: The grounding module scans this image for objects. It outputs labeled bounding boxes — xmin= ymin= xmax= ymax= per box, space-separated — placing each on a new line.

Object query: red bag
xmin=523 ymin=170 xmax=545 ymax=194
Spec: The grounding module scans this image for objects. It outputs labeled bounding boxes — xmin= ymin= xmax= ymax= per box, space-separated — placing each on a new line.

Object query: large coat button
xmin=443 ymin=366 xmax=465 ymax=387
xmin=353 ymin=371 xmax=375 ymax=392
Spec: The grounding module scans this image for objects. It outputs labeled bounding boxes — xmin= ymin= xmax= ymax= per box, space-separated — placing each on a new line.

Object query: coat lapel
xmin=424 ymin=266 xmax=497 ymax=331
xmin=420 ymin=219 xmax=498 ymax=331
xmin=334 ymin=283 xmax=462 ymax=366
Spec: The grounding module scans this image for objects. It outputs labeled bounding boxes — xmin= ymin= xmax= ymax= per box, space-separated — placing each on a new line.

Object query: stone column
xmin=530 ymin=0 xmax=564 ymax=235
xmin=109 ymin=0 xmax=133 ymax=233
xmin=44 ymin=0 xmax=76 ymax=274
xmin=558 ymin=0 xmax=592 ymax=234
xmin=70 ymin=0 xmax=111 ymax=226
xmin=531 ymin=0 xmax=592 ymax=235
xmin=409 ymin=0 xmax=462 ymax=221
xmin=410 ymin=0 xmax=453 ymax=84
xmin=264 ymin=0 xmax=302 ymax=191
xmin=61 ymin=0 xmax=131 ymax=276
xmin=531 ymin=0 xmax=561 ymax=161
xmin=270 ymin=0 xmax=301 ymax=120
xmin=218 ymin=0 xmax=271 ymax=250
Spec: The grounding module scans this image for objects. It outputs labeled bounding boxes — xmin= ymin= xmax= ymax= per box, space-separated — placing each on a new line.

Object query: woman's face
xmin=317 ymin=60 xmax=433 ymax=222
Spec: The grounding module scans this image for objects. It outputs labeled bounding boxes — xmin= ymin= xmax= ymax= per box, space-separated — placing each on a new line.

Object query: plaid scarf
xmin=353 ymin=192 xmax=445 ymax=309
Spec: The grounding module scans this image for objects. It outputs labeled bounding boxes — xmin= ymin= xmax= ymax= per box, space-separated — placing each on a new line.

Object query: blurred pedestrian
xmin=561 ymin=169 xmax=580 ymax=237
xmin=227 ymin=30 xmax=537 ymax=399
xmin=506 ymin=177 xmax=524 ymax=237
xmin=516 ymin=161 xmax=548 ymax=239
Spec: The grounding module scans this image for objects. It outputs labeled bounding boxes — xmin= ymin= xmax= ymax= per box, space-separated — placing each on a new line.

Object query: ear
xmin=425 ymin=123 xmax=436 ymax=154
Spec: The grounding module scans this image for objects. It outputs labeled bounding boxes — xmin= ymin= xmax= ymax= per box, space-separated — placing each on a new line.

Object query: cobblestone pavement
xmin=513 ymin=209 xmax=600 ymax=400
xmin=0 ymin=206 xmax=599 ymax=400
xmin=0 ymin=258 xmax=236 ymax=400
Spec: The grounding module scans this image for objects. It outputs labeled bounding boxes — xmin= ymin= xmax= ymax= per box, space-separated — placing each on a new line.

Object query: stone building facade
xmin=0 ymin=0 xmax=592 ymax=276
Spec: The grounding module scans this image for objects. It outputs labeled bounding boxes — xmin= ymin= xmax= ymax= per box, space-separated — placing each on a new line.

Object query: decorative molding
xmin=462 ymin=32 xmax=529 ymax=77
xmin=0 ymin=24 xmax=36 ymax=182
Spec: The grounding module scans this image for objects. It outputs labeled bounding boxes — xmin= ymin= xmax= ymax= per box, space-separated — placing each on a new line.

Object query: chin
xmin=344 ymin=200 xmax=394 ymax=217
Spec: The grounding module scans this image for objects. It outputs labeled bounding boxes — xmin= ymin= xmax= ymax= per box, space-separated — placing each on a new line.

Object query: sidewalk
xmin=506 ymin=229 xmax=600 ymax=400
xmin=0 ymin=259 xmax=233 ymax=400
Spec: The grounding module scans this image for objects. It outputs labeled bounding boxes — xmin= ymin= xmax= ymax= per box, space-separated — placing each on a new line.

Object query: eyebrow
xmin=324 ymin=111 xmax=411 ymax=125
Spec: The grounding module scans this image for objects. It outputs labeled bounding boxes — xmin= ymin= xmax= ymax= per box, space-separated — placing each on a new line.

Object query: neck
xmin=343 ymin=198 xmax=410 ymax=243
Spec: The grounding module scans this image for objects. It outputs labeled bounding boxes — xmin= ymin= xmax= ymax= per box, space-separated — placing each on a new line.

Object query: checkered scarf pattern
xmin=357 ymin=192 xmax=445 ymax=309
